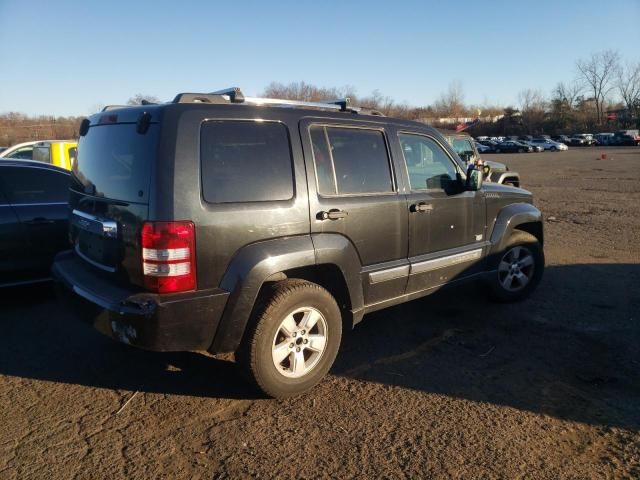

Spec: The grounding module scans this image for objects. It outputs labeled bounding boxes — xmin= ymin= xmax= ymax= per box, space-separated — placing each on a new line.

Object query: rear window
xmin=73 ymin=123 xmax=158 ymax=203
xmin=200 ymin=121 xmax=294 ymax=203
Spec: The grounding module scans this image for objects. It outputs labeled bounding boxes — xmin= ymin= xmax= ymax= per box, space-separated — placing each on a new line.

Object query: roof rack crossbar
xmin=319 ymin=97 xmax=352 ymax=111
xmin=209 ymin=87 xmax=245 ymax=103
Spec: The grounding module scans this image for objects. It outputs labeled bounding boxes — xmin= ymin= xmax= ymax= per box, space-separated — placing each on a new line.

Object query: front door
xmin=397 ymin=132 xmax=486 ymax=294
xmin=300 ymin=120 xmax=409 ymax=305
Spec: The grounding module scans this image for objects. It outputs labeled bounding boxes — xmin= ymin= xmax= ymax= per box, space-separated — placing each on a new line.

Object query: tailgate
xmin=70 ymin=117 xmax=159 ymax=287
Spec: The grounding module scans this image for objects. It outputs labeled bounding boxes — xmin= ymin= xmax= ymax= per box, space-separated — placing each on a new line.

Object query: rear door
xmin=0 ymin=164 xmax=69 ymax=281
xmin=300 ymin=119 xmax=409 ymax=305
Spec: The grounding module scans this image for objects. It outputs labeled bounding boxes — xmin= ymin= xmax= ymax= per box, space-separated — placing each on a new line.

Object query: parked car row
xmin=439 ymin=131 xmax=521 ymax=187
xmin=476 ymin=137 xmax=568 ymax=154
xmin=591 ymin=130 xmax=640 ymax=146
xmin=476 ymin=129 xmax=640 ymax=150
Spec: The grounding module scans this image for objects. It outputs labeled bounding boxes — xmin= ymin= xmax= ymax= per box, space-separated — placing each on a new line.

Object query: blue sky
xmin=1 ymin=0 xmax=638 ymax=116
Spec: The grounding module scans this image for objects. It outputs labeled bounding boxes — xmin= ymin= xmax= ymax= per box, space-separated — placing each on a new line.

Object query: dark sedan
xmin=0 ymin=160 xmax=70 ymax=287
xmin=493 ymin=141 xmax=533 ymax=153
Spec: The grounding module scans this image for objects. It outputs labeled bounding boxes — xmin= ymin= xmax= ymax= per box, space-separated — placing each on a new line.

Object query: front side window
xmin=201 ymin=121 xmax=294 ymax=203
xmin=310 ymin=126 xmax=393 ymax=195
xmin=450 ymin=138 xmax=474 ymax=160
xmin=399 ymin=134 xmax=458 ymax=191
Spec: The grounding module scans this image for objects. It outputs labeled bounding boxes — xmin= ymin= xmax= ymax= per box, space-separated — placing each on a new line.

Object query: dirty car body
xmin=52 ymin=90 xmax=543 ymax=397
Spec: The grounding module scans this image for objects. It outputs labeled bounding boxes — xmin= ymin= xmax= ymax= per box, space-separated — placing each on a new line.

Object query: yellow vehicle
xmin=0 ymin=140 xmax=78 ymax=170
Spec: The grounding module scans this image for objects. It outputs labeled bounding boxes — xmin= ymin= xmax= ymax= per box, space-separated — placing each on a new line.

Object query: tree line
xmin=1 ymin=50 xmax=638 ymax=146
xmin=262 ymin=50 xmax=639 ymax=135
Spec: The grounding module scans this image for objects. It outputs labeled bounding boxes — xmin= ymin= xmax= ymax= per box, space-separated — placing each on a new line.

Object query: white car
xmin=530 ymin=138 xmax=568 ymax=151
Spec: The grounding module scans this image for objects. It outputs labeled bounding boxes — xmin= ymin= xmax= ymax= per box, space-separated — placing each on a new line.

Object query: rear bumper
xmin=52 ymin=250 xmax=229 ymax=352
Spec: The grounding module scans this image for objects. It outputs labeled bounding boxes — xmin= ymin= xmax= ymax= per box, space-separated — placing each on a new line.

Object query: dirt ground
xmin=1 ymin=146 xmax=639 ymax=479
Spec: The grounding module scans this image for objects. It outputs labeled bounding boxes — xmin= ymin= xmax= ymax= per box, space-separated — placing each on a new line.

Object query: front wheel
xmin=518 ymin=148 xmax=524 ymax=153
xmin=489 ymin=231 xmax=544 ymax=302
xmin=237 ymin=279 xmax=342 ymax=398
xmin=550 ymin=146 xmax=557 ymax=151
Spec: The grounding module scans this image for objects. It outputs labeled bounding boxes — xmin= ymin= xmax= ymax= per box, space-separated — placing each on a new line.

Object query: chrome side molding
xmin=411 ymin=248 xmax=483 ymax=275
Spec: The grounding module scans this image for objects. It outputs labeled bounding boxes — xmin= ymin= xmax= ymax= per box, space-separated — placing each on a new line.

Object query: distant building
xmin=606 ymin=107 xmax=637 ymax=122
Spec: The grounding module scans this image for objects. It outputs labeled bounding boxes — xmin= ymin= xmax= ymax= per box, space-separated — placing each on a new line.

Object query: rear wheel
xmin=489 ymin=231 xmax=544 ymax=302
xmin=495 ymin=148 xmax=501 ymax=153
xmin=550 ymin=146 xmax=557 ymax=151
xmin=237 ymin=279 xmax=342 ymax=398
xmin=518 ymin=148 xmax=524 ymax=153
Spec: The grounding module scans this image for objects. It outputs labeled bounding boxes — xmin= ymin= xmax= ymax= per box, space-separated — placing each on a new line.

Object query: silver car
xmin=530 ymin=139 xmax=568 ymax=151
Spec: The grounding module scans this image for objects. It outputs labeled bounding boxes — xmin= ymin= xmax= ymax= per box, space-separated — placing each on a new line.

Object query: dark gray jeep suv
xmin=53 ymin=88 xmax=544 ymax=398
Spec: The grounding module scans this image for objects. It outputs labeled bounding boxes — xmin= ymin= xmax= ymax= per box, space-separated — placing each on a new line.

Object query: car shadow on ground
xmin=1 ymin=264 xmax=639 ymax=429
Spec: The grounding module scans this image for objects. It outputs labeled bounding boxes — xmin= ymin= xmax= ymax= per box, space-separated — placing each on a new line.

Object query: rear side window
xmin=32 ymin=146 xmax=52 ymax=164
xmin=310 ymin=126 xmax=393 ymax=195
xmin=0 ymin=166 xmax=69 ymax=204
xmin=201 ymin=121 xmax=294 ymax=203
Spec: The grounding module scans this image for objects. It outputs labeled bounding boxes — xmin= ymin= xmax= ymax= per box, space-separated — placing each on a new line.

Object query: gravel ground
xmin=1 ymin=146 xmax=639 ymax=479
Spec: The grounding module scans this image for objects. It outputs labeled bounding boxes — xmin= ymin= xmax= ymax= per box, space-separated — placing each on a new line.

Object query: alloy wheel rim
xmin=498 ymin=245 xmax=535 ymax=292
xmin=271 ymin=307 xmax=328 ymax=378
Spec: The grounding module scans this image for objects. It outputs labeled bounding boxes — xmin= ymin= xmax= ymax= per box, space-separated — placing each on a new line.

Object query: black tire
xmin=237 ymin=279 xmax=342 ymax=398
xmin=518 ymin=148 xmax=524 ymax=153
xmin=488 ymin=231 xmax=544 ymax=303
xmin=495 ymin=148 xmax=501 ymax=153
xmin=550 ymin=146 xmax=557 ymax=151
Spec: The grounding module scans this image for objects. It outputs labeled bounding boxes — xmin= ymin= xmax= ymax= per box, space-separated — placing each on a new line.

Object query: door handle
xmin=317 ymin=209 xmax=348 ymax=221
xmin=410 ymin=202 xmax=433 ymax=213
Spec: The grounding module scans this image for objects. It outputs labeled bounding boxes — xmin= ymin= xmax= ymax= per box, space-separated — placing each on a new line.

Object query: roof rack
xmin=172 ymin=87 xmax=385 ymax=116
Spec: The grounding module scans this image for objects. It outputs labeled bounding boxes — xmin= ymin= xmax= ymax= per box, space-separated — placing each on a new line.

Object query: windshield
xmin=73 ymin=123 xmax=158 ymax=203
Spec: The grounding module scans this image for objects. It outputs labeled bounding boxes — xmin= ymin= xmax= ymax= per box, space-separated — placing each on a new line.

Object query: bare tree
xmin=552 ymin=82 xmax=583 ymax=109
xmin=617 ymin=61 xmax=640 ymax=113
xmin=434 ymin=81 xmax=465 ymax=118
xmin=576 ymin=50 xmax=621 ymax=124
xmin=127 ymin=94 xmax=161 ymax=105
xmin=518 ymin=89 xmax=546 ymax=112
xmin=262 ymin=81 xmax=355 ymax=102
xmin=517 ymin=89 xmax=546 ymax=132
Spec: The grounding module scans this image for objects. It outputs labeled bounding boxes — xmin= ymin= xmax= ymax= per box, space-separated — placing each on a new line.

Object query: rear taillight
xmin=141 ymin=221 xmax=196 ymax=293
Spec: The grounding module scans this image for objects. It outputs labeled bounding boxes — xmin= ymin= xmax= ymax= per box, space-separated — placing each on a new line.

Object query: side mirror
xmin=459 ymin=152 xmax=474 ymax=163
xmin=465 ymin=164 xmax=483 ymax=191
